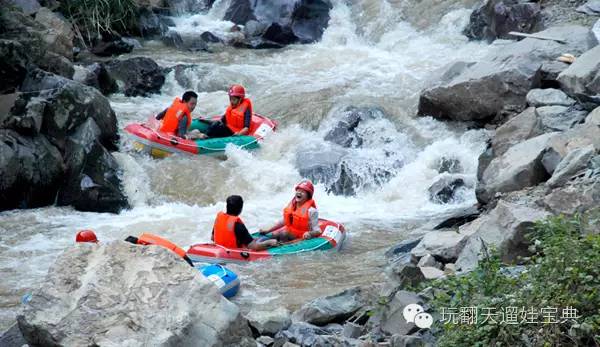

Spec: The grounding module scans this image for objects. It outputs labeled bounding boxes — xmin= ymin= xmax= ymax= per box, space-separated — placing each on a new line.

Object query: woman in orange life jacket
xmin=156 ymin=90 xmax=204 ymax=139
xmin=259 ymin=180 xmax=321 ymax=242
xmin=212 ymin=195 xmax=278 ymax=250
xmin=197 ymin=84 xmax=252 ymax=139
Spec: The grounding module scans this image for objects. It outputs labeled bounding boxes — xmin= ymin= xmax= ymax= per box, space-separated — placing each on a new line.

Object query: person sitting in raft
xmin=156 ymin=90 xmax=204 ymax=139
xmin=197 ymin=84 xmax=252 ymax=139
xmin=212 ymin=195 xmax=278 ymax=250
xmin=259 ymin=180 xmax=321 ymax=242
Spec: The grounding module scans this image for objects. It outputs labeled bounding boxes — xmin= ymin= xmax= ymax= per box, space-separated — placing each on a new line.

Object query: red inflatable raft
xmin=187 ymin=219 xmax=346 ymax=264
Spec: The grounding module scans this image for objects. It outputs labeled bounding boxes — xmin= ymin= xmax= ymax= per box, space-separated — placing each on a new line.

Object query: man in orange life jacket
xmin=259 ymin=180 xmax=321 ymax=242
xmin=156 ymin=91 xmax=203 ymax=139
xmin=199 ymin=84 xmax=252 ymax=139
xmin=212 ymin=195 xmax=277 ymax=250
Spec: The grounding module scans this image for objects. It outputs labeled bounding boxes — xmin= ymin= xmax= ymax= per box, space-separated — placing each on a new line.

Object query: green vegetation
xmin=426 ymin=212 xmax=600 ymax=347
xmin=59 ymin=0 xmax=139 ymax=41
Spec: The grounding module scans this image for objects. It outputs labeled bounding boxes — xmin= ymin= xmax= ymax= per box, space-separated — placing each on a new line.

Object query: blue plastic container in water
xmin=197 ymin=264 xmax=240 ymax=298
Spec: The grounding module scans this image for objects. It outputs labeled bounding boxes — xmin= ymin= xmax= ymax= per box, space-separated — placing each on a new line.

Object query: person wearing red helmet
xmin=259 ymin=180 xmax=320 ymax=241
xmin=201 ymin=84 xmax=253 ymax=138
xmin=75 ymin=230 xmax=99 ymax=243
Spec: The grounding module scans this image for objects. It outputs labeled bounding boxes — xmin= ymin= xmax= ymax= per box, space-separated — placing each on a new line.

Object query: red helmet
xmin=228 ymin=84 xmax=245 ymax=98
xmin=295 ymin=180 xmax=314 ymax=196
xmin=76 ymin=230 xmax=98 ymax=243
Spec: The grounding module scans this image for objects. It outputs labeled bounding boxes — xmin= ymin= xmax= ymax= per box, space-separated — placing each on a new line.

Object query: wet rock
xmin=419 ymin=25 xmax=597 ymax=123
xmin=544 ymin=177 xmax=600 ymax=215
xmin=247 ymin=307 xmax=291 ymax=336
xmin=385 ymin=238 xmax=422 ymax=260
xmin=594 ymin=19 xmax=600 ymax=42
xmin=291 ymin=286 xmax=374 ymax=326
xmin=34 ymin=7 xmax=74 ymax=59
xmin=91 ymin=35 xmax=134 ymax=57
xmin=20 ymin=69 xmax=119 ymax=151
xmin=201 ymin=31 xmax=221 ymax=43
xmin=275 ymin=322 xmax=344 ymax=346
xmin=455 ymin=200 xmax=550 ymax=272
xmin=558 ymin=45 xmax=600 ymax=105
xmin=18 ymin=241 xmax=252 ymax=346
xmin=290 ymin=0 xmax=333 ymax=43
xmin=436 ymin=157 xmax=462 ymax=174
xmin=464 ymin=0 xmax=542 ymax=42
xmin=56 ymin=118 xmax=128 ymax=213
xmin=419 ymin=266 xmax=445 ymax=280
xmin=417 ymin=254 xmax=442 ymax=269
xmin=107 ymin=57 xmax=166 ymax=97
xmin=547 ymin=145 xmax=596 ymax=188
xmin=73 ymin=63 xmax=119 ymax=96
xmin=368 ymin=290 xmax=423 ymax=336
xmin=0 ymin=40 xmax=29 ymax=94
xmin=223 ymin=0 xmax=256 ymax=25
xmin=262 ymin=23 xmax=298 ymax=46
xmin=548 ymin=123 xmax=600 ymax=155
xmin=492 ymin=107 xmax=544 ymax=156
xmin=244 ymin=20 xmax=268 ymax=37
xmin=162 ymin=30 xmax=209 ymax=51
xmin=536 ymin=105 xmax=588 ymax=131
xmin=137 ymin=8 xmax=168 ymax=37
xmin=324 ymin=106 xmax=383 ymax=148
xmin=477 ymin=132 xmax=557 ymax=203
xmin=428 ymin=175 xmax=465 ymax=204
xmin=411 ymin=230 xmax=472 ymax=263
xmin=433 ymin=206 xmax=480 ymax=229
xmin=2 ymin=96 xmax=45 ymax=135
xmin=526 ymin=88 xmax=575 ymax=107
xmin=387 ymin=263 xmax=426 ymax=288
xmin=0 ymin=130 xmax=64 ymax=211
xmin=576 ymin=0 xmax=600 ymax=15
xmin=6 ymin=0 xmax=41 ymax=15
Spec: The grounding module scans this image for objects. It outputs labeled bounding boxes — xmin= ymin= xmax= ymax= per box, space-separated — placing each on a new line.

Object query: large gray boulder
xmin=291 ymin=286 xmax=375 ymax=326
xmin=0 ymin=130 xmax=64 ymax=210
xmin=558 ymin=45 xmax=600 ymax=105
xmin=455 ymin=200 xmax=550 ymax=272
xmin=477 ymin=132 xmax=557 ymax=203
xmin=107 ymin=57 xmax=166 ymax=97
xmin=34 ymin=8 xmax=74 ymax=60
xmin=491 ymin=107 xmax=544 ymax=156
xmin=17 ymin=241 xmax=252 ymax=347
xmin=464 ymin=0 xmax=542 ymax=42
xmin=587 ymin=106 xmax=600 ymax=125
xmin=544 ymin=178 xmax=600 ymax=215
xmin=368 ymin=290 xmax=424 ymax=337
xmin=428 ymin=174 xmax=466 ymax=204
xmin=418 ymin=25 xmax=597 ymax=122
xmin=411 ymin=229 xmax=474 ymax=263
xmin=247 ymin=307 xmax=291 ymax=336
xmin=546 ymin=145 xmax=596 ymax=188
xmin=72 ymin=63 xmax=118 ymax=96
xmin=536 ymin=105 xmax=588 ymax=131
xmin=526 ymin=88 xmax=575 ymax=107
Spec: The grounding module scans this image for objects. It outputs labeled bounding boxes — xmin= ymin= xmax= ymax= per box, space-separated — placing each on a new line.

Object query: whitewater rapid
xmin=0 ymin=0 xmax=492 ymax=329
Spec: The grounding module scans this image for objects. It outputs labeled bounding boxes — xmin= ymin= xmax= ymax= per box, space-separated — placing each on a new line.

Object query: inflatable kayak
xmin=187 ymin=219 xmax=346 ymax=264
xmin=197 ymin=263 xmax=240 ymax=298
xmin=124 ymin=114 xmax=277 ymax=158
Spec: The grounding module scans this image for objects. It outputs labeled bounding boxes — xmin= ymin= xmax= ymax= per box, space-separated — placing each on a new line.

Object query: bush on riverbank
xmin=426 ymin=211 xmax=600 ymax=346
xmin=59 ymin=0 xmax=138 ymax=41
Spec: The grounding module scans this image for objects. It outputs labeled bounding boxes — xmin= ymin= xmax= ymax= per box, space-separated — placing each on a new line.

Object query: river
xmin=0 ymin=0 xmax=493 ymax=330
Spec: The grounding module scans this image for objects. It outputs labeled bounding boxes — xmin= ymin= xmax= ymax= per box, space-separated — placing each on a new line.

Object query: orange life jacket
xmin=283 ymin=199 xmax=317 ymax=238
xmin=159 ymin=97 xmax=192 ymax=135
xmin=137 ymin=233 xmax=187 ymax=259
xmin=224 ymin=98 xmax=252 ymax=133
xmin=213 ymin=212 xmax=243 ymax=249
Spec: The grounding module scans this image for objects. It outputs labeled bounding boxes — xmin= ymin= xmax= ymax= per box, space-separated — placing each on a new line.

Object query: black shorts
xmin=206 ymin=121 xmax=234 ymax=138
